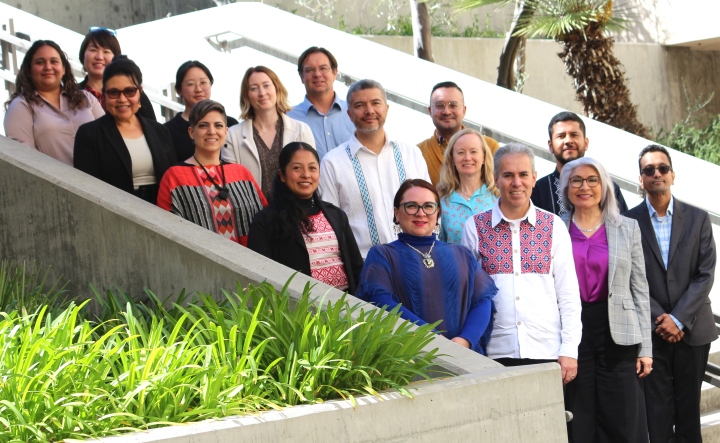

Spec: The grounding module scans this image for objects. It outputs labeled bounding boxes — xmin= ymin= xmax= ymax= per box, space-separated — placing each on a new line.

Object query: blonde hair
xmin=239 ymin=66 xmax=291 ymax=119
xmin=437 ymin=128 xmax=498 ymax=199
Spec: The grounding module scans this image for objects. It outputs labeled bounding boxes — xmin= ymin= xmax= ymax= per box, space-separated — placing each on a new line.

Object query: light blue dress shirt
xmin=440 ymin=185 xmax=496 ymax=245
xmin=287 ymin=93 xmax=355 ymax=160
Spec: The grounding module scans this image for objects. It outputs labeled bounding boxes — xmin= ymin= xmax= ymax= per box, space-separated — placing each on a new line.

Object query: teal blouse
xmin=440 ymin=186 xmax=496 ymax=244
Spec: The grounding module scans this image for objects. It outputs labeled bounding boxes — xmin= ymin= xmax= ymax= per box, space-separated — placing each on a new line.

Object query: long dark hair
xmin=267 ymin=142 xmax=322 ymax=239
xmin=5 ymin=40 xmax=88 ymax=111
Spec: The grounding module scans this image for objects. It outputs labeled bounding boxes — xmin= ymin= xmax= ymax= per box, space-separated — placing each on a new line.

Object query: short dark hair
xmin=174 ymin=60 xmax=214 ymax=94
xmin=393 ymin=179 xmax=442 ymax=220
xmin=297 ymin=46 xmax=338 ymax=74
xmin=347 ymin=79 xmax=386 ymax=104
xmin=638 ymin=144 xmax=673 ymax=173
xmin=548 ymin=111 xmax=586 ymax=139
xmin=103 ymin=55 xmax=142 ymax=90
xmin=78 ymin=28 xmax=121 ymax=63
xmin=189 ymin=99 xmax=226 ymax=127
xmin=430 ymin=81 xmax=463 ymax=99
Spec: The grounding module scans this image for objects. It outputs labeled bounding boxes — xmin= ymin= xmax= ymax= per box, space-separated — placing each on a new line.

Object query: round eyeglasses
xmin=569 ymin=176 xmax=601 ymax=188
xmin=399 ymin=201 xmax=439 ymax=216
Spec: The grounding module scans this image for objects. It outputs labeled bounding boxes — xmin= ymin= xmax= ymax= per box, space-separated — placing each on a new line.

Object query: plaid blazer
xmin=564 ymin=215 xmax=652 ymax=357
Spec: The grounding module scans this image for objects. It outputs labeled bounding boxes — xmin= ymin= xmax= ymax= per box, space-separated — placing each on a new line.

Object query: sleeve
xmin=614 ymin=182 xmax=629 ymax=213
xmin=73 ymin=122 xmax=101 ymax=178
xmin=459 ymin=257 xmax=498 ymax=353
xmin=410 ymin=144 xmax=431 ymax=182
xmin=628 ymin=219 xmax=652 ymax=357
xmin=221 ymin=125 xmax=241 ymax=164
xmin=3 ymin=98 xmax=36 ymax=149
xmin=318 ymin=154 xmax=341 ymax=206
xmin=157 ymin=168 xmax=175 ymax=212
xmin=670 ymin=211 xmax=716 ymax=330
xmin=355 ymin=247 xmax=426 ymax=325
xmin=298 ymin=120 xmax=316 ymax=148
xmin=87 ymin=93 xmax=105 ymax=118
xmin=461 ymin=216 xmax=481 ymax=260
xmin=551 ymin=219 xmax=582 ymax=359
xmin=247 ymin=211 xmax=275 ymax=259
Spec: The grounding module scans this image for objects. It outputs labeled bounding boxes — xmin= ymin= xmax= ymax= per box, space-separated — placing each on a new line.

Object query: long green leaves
xmin=0 ymin=274 xmax=441 ymax=442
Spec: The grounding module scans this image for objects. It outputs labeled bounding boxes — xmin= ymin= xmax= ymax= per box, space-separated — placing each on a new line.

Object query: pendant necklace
xmin=194 ymin=156 xmax=229 ymax=200
xmin=403 ymin=241 xmax=436 ymax=268
xmin=572 ymin=218 xmax=603 ymax=233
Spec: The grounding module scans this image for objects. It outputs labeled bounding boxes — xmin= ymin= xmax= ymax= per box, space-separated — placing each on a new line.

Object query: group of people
xmin=3 ymin=34 xmax=716 ymax=443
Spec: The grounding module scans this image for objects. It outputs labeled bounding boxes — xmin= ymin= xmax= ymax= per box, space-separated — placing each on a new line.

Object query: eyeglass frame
xmin=431 ymin=101 xmax=462 ymax=111
xmin=399 ymin=201 xmax=440 ymax=216
xmin=105 ymin=87 xmax=139 ymax=99
xmin=569 ymin=175 xmax=601 ymax=188
xmin=641 ymin=164 xmax=673 ymax=176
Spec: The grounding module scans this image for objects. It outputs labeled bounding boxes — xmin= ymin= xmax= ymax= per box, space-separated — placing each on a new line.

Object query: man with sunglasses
xmin=532 ymin=111 xmax=628 ymax=216
xmin=625 ymin=144 xmax=717 ymax=443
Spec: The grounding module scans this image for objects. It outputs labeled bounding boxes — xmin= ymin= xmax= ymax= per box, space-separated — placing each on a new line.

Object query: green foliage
xmin=656 ymin=115 xmax=720 ymax=166
xmin=515 ymin=0 xmax=627 ymax=38
xmin=0 ymin=272 xmax=442 ymax=442
xmin=0 ymin=261 xmax=67 ymax=314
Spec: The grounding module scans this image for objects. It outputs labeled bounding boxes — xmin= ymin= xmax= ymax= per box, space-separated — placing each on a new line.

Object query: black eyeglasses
xmin=641 ymin=165 xmax=672 ymax=176
xmin=400 ymin=201 xmax=439 ymax=216
xmin=569 ymin=176 xmax=601 ymax=188
xmin=89 ymin=26 xmax=117 ymax=36
xmin=105 ymin=87 xmax=139 ymax=99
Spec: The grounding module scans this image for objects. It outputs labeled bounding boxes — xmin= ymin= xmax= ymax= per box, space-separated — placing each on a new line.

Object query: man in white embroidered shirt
xmin=461 ymin=143 xmax=582 ymax=384
xmin=319 ymin=79 xmax=430 ymax=257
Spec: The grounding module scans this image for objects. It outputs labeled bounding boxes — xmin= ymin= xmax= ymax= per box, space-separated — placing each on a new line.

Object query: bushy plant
xmin=0 ymin=272 xmax=442 ymax=442
xmin=656 ymin=114 xmax=720 ymax=166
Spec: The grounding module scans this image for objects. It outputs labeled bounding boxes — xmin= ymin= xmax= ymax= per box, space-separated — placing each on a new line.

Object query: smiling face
xmin=280 ymin=148 xmax=320 ymax=199
xmin=496 ymin=153 xmax=537 ymax=219
xmin=104 ymin=75 xmax=141 ymax=123
xmin=189 ymin=110 xmax=227 ymax=159
xmin=568 ymin=165 xmax=602 ymax=211
xmin=394 ymin=186 xmax=439 ymax=237
xmin=548 ymin=120 xmax=589 ymax=167
xmin=639 ymin=151 xmax=675 ymax=197
xmin=429 ymin=87 xmax=466 ymax=136
xmin=83 ymin=41 xmax=114 ymax=82
xmin=180 ymin=67 xmax=212 ymax=110
xmin=347 ymin=87 xmax=389 ymax=134
xmin=452 ymin=133 xmax=485 ymax=180
xmin=30 ymin=45 xmax=65 ymax=93
xmin=247 ymin=71 xmax=277 ymax=113
xmin=300 ymin=52 xmax=337 ymax=97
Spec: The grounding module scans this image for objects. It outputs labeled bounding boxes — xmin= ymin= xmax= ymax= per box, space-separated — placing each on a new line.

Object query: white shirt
xmin=461 ymin=201 xmax=581 ymax=360
xmin=319 ymin=133 xmax=430 ymax=257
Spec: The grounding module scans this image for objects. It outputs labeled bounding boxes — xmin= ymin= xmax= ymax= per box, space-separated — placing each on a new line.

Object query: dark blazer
xmin=624 ymin=198 xmax=717 ymax=346
xmin=78 ymin=77 xmax=157 ymax=121
xmin=74 ymin=113 xmax=177 ymax=199
xmin=248 ymin=201 xmax=364 ymax=294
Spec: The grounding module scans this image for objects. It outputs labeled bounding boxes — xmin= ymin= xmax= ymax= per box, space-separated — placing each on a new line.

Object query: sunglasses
xmin=89 ymin=26 xmax=117 ymax=36
xmin=399 ymin=201 xmax=439 ymax=216
xmin=105 ymin=87 xmax=139 ymax=99
xmin=641 ymin=165 xmax=672 ymax=176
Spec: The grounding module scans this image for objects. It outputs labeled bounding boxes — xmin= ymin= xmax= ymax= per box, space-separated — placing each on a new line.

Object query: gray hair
xmin=346 ymin=79 xmax=387 ymax=104
xmin=493 ymin=143 xmax=535 ymax=178
xmin=559 ymin=157 xmax=621 ymax=226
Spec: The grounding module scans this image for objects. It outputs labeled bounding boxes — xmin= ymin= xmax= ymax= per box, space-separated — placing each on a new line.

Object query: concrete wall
xmin=0 ymin=135 xmax=568 ymax=442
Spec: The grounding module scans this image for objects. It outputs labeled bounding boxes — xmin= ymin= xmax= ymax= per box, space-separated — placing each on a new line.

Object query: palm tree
xmin=457 ymin=0 xmax=651 ymax=138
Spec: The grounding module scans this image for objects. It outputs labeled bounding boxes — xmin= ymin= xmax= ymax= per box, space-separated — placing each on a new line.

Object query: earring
xmin=393 ymin=223 xmax=402 ymax=237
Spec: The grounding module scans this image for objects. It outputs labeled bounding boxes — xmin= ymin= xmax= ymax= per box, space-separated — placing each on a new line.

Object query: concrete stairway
xmin=701 ymin=352 xmax=720 ymax=441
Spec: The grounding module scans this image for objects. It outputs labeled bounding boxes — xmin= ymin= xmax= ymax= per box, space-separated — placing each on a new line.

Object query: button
xmin=327 ymin=132 xmax=330 ymax=135
xmin=516 ymin=296 xmax=520 ymax=300
xmin=515 ymin=272 xmax=519 ymax=276
xmin=517 ymin=321 xmax=521 ymax=326
xmin=514 ymin=249 xmax=518 ymax=253
xmin=513 ymin=230 xmax=518 ymax=234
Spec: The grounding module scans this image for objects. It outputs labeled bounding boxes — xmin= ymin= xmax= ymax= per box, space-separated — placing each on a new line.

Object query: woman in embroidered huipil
xmin=157 ymin=100 xmax=267 ymax=246
xmin=223 ymin=66 xmax=315 ymax=202
xmin=436 ymin=128 xmax=498 ymax=244
xmin=356 ymin=179 xmax=497 ymax=355
xmin=559 ymin=157 xmax=652 ymax=443
xmin=248 ymin=142 xmax=364 ymax=293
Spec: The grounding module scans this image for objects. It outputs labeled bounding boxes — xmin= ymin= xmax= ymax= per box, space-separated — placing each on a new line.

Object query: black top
xmin=164 ymin=113 xmax=239 ymax=162
xmin=531 ymin=168 xmax=628 ymax=216
xmin=78 ymin=76 xmax=157 ymax=122
xmin=248 ymin=200 xmax=364 ymax=294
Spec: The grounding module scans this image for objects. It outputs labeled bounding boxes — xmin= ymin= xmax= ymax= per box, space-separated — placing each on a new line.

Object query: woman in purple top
xmin=559 ymin=157 xmax=652 ymax=443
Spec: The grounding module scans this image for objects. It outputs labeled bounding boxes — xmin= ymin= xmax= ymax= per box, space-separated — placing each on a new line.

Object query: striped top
xmin=157 ymin=162 xmax=268 ymax=246
xmin=304 ymin=212 xmax=349 ymax=290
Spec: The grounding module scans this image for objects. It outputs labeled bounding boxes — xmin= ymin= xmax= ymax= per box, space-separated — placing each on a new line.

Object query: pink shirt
xmin=3 ymin=90 xmax=104 ymax=165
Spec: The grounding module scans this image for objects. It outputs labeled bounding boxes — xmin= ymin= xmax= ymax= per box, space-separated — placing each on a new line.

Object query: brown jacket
xmin=417 ymin=130 xmax=499 ymax=186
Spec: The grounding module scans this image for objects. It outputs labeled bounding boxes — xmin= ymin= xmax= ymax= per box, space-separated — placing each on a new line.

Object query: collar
xmin=347 ymin=131 xmax=393 ymax=156
xmin=491 ymin=199 xmax=537 ymax=228
xmin=296 ymin=93 xmax=343 ymax=115
xmin=551 ymin=168 xmax=561 ymax=179
xmin=646 ymin=195 xmax=674 ymax=218
xmin=449 ymin=185 xmax=488 ymax=205
xmin=434 ymin=124 xmax=466 ymax=147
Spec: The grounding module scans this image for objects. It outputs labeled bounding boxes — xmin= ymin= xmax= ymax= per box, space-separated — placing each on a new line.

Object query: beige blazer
xmin=222 ymin=113 xmax=315 ymax=185
xmin=564 ymin=215 xmax=652 ymax=357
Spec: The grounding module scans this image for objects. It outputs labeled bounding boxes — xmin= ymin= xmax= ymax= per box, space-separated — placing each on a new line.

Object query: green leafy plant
xmin=0 ymin=260 xmax=67 ymax=313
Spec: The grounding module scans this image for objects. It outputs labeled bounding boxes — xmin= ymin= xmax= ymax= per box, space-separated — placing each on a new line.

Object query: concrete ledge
xmin=0 ymin=136 xmax=567 ymax=442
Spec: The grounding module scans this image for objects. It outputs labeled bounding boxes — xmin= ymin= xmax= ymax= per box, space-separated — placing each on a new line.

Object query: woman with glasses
xmin=164 ymin=61 xmax=239 ymax=162
xmin=356 ymin=179 xmax=497 ymax=355
xmin=158 ymin=100 xmax=266 ymax=246
xmin=4 ymin=40 xmax=104 ymax=165
xmin=248 ymin=142 xmax=363 ymax=292
xmin=437 ymin=128 xmax=499 ymax=244
xmin=74 ymin=57 xmax=176 ymax=204
xmin=223 ymin=66 xmax=315 ymax=202
xmin=559 ymin=157 xmax=652 ymax=443
xmin=77 ymin=27 xmax=156 ymax=121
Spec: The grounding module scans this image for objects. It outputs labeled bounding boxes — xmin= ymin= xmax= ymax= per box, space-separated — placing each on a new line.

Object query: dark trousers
xmin=494 ymin=358 xmax=556 ymax=367
xmin=565 ymin=301 xmax=648 ymax=443
xmin=645 ymin=333 xmax=710 ymax=443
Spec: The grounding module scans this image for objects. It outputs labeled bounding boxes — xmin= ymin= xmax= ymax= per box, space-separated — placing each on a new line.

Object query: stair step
xmin=702 ymin=409 xmax=720 ymax=442
xmin=702 ymin=382 xmax=720 ymax=414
